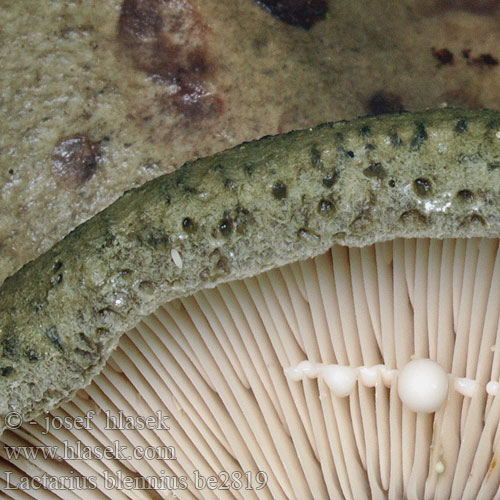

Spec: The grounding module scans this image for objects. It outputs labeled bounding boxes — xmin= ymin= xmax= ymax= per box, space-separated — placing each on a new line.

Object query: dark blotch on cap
xmin=26 ymin=349 xmax=39 ymax=362
xmin=172 ymin=83 xmax=225 ymax=121
xmin=455 ymin=119 xmax=468 ymax=133
xmin=459 ymin=213 xmax=487 ymax=228
xmin=414 ymin=178 xmax=432 ymax=196
xmin=457 ymin=189 xmax=474 ymax=201
xmin=2 ymin=332 xmax=19 ymax=361
xmin=219 ymin=218 xmax=233 ymax=236
xmin=255 ymin=0 xmax=328 ymax=29
xmin=432 ymin=47 xmax=454 ymax=65
xmin=363 ymin=162 xmax=387 ymax=180
xmin=360 ymin=125 xmax=371 ymax=137
xmin=1 ymin=366 xmax=13 ymax=376
xmin=216 ymin=256 xmax=231 ymax=273
xmin=297 ymin=227 xmax=320 ymax=242
xmin=323 ymin=171 xmax=338 ymax=188
xmin=272 ymin=181 xmax=287 ymax=199
xmin=45 ymin=325 xmax=63 ymax=351
xmin=471 ymin=53 xmax=499 ymax=67
xmin=182 ymin=217 xmax=196 ymax=233
xmin=118 ymin=0 xmax=224 ymax=123
xmin=411 ymin=123 xmax=428 ymax=150
xmin=318 ymin=199 xmax=334 ymax=213
xmin=145 ymin=228 xmax=170 ymax=248
xmin=367 ymin=91 xmax=405 ymax=115
xmin=223 ymin=178 xmax=238 ymax=191
xmin=51 ymin=135 xmax=100 ymax=189
xmin=400 ymin=209 xmax=428 ymax=225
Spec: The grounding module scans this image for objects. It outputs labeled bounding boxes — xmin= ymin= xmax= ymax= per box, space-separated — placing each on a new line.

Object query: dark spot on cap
xmin=432 ymin=47 xmax=454 ymax=65
xmin=45 ymin=325 xmax=63 ymax=351
xmin=414 ymin=178 xmax=432 ymax=196
xmin=298 ymin=227 xmax=320 ymax=243
xmin=182 ymin=217 xmax=196 ymax=233
xmin=8 ymin=169 xmax=14 ymax=175
xmin=487 ymin=118 xmax=500 ymax=131
xmin=216 ymin=256 xmax=231 ymax=273
xmin=26 ymin=349 xmax=39 ymax=362
xmin=459 ymin=213 xmax=487 ymax=228
xmin=219 ymin=218 xmax=233 ymax=236
xmin=255 ymin=0 xmax=328 ymax=29
xmin=360 ymin=125 xmax=371 ymax=137
xmin=118 ymin=0 xmax=223 ymax=123
xmin=389 ymin=179 xmax=396 ymax=187
xmin=145 ymin=228 xmax=170 ymax=248
xmin=98 ymin=307 xmax=122 ymax=321
xmin=2 ymin=331 xmax=19 ymax=361
xmin=1 ymin=366 xmax=13 ymax=376
xmin=210 ymin=163 xmax=224 ymax=173
xmin=455 ymin=119 xmax=468 ymax=133
xmin=462 ymin=48 xmax=471 ymax=59
xmin=51 ymin=135 xmax=100 ymax=189
xmin=272 ymin=181 xmax=287 ymax=199
xmin=223 ymin=178 xmax=237 ymax=190
xmin=323 ymin=171 xmax=338 ymax=188
xmin=171 ymin=83 xmax=225 ymax=121
xmin=471 ymin=53 xmax=499 ymax=67
xmin=318 ymin=199 xmax=334 ymax=213
xmin=53 ymin=260 xmax=63 ymax=272
xmin=346 ymin=150 xmax=355 ymax=158
xmin=400 ymin=209 xmax=428 ymax=225
xmin=244 ymin=163 xmax=255 ymax=176
xmin=236 ymin=205 xmax=251 ymax=215
xmin=457 ymin=189 xmax=474 ymax=201
xmin=118 ymin=0 xmax=203 ymax=80
xmin=78 ymin=332 xmax=96 ymax=351
xmin=366 ymin=91 xmax=405 ymax=115
xmin=363 ymin=162 xmax=387 ymax=180
xmin=411 ymin=123 xmax=428 ymax=150
xmin=349 ymin=209 xmax=373 ymax=232
xmin=118 ymin=0 xmax=163 ymax=43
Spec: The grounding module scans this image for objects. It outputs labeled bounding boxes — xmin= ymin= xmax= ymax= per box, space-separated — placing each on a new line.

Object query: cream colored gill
xmin=2 ymin=238 xmax=500 ymax=500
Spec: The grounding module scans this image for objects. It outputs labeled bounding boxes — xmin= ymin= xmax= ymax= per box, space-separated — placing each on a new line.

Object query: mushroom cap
xmin=3 ymin=110 xmax=500 ymax=498
xmin=2 ymin=108 xmax=500 ymax=433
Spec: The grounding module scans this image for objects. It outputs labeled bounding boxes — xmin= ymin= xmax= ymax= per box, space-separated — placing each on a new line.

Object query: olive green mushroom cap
xmin=2 ymin=108 xmax=500 ymax=433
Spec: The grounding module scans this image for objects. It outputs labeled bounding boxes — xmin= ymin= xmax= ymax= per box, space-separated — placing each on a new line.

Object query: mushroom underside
xmin=1 ymin=237 xmax=500 ymax=500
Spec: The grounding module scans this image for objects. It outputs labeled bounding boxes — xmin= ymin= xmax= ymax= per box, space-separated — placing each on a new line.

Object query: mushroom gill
xmin=2 ymin=236 xmax=500 ymax=499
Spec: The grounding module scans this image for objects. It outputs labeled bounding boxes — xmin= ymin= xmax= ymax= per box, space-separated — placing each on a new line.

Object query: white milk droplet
xmin=321 ymin=365 xmax=357 ymax=398
xmin=454 ymin=377 xmax=477 ymax=398
xmin=398 ymin=358 xmax=449 ymax=413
